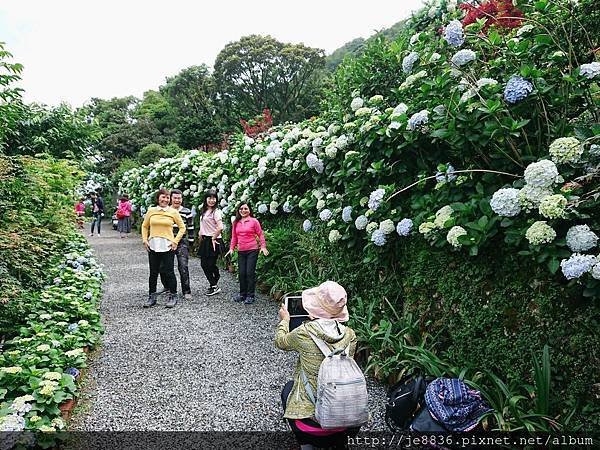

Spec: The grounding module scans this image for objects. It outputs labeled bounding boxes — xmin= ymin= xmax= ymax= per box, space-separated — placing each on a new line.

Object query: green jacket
xmin=275 ymin=318 xmax=357 ymax=419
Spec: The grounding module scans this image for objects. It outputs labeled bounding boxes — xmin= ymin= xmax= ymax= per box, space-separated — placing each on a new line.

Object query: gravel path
xmin=70 ymin=223 xmax=387 ymax=432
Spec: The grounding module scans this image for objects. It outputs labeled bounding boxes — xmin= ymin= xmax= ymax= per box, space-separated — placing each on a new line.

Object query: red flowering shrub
xmin=460 ymin=0 xmax=524 ymax=31
xmin=240 ymin=109 xmax=273 ymax=137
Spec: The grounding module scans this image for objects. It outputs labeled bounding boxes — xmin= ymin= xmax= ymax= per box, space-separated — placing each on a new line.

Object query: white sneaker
xmin=89 ymin=233 xmax=94 ymax=237
xmin=184 ymin=293 xmax=192 ymax=301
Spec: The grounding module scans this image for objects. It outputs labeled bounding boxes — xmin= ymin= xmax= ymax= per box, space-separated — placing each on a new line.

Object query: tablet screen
xmin=286 ymin=296 xmax=309 ymax=317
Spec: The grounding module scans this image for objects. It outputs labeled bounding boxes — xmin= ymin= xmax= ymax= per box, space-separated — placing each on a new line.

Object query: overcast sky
xmin=1 ymin=0 xmax=425 ymax=108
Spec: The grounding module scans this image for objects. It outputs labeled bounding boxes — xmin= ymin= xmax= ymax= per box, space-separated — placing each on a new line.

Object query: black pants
xmin=199 ymin=236 xmax=222 ymax=287
xmin=238 ymin=249 xmax=258 ymax=296
xmin=175 ymin=239 xmax=191 ymax=294
xmin=148 ymin=250 xmax=176 ymax=294
xmin=91 ymin=213 xmax=102 ymax=234
xmin=281 ymin=381 xmax=358 ymax=449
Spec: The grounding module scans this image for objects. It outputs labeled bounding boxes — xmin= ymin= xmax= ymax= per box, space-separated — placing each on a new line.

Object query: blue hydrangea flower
xmin=53 ymin=277 xmax=62 ymax=285
xmin=368 ymin=189 xmax=386 ymax=211
xmin=319 ymin=209 xmax=332 ymax=221
xmin=504 ymin=76 xmax=533 ymax=104
xmin=396 ymin=218 xmax=413 ymax=236
xmin=355 ymin=215 xmax=368 ymax=230
xmin=68 ymin=323 xmax=79 ymax=332
xmin=257 ymin=204 xmax=268 ymax=214
xmin=66 ymin=368 xmax=81 ymax=379
xmin=579 ymin=62 xmax=600 ymax=80
xmin=371 ymin=229 xmax=387 ymax=246
xmin=444 ymin=20 xmax=464 ymax=47
xmin=402 ymin=52 xmax=419 ymax=74
xmin=407 ymin=110 xmax=429 ymax=131
xmin=84 ymin=292 xmax=93 ymax=300
xmin=302 ymin=219 xmax=312 ymax=232
xmin=560 ymin=254 xmax=597 ymax=280
xmin=451 ymin=49 xmax=476 ymax=67
xmin=342 ymin=206 xmax=353 ymax=223
xmin=435 ymin=164 xmax=457 ymax=183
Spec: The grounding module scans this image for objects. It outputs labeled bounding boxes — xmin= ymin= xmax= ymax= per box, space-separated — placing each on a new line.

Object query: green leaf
xmin=488 ymin=30 xmax=502 ymax=46
xmin=534 ymin=35 xmax=553 ymax=46
xmin=547 ymin=258 xmax=560 ymax=274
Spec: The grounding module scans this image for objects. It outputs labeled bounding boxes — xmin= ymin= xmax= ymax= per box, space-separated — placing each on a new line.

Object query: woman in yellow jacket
xmin=142 ymin=188 xmax=186 ymax=308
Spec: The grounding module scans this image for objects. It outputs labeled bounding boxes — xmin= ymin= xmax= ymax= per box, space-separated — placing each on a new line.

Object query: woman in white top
xmin=198 ymin=189 xmax=224 ymax=296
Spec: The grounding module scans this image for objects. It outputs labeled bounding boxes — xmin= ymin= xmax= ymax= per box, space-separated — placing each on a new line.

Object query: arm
xmin=213 ymin=210 xmax=224 ymax=239
xmin=348 ymin=329 xmax=358 ymax=358
xmin=274 ymin=318 xmax=299 ymax=351
xmin=141 ymin=210 xmax=151 ymax=243
xmin=229 ymin=221 xmax=238 ymax=252
xmin=254 ymin=219 xmax=267 ymax=250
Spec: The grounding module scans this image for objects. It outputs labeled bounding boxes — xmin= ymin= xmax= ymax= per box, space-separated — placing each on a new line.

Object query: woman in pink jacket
xmin=225 ymin=202 xmax=269 ymax=304
xmin=116 ymin=193 xmax=133 ymax=238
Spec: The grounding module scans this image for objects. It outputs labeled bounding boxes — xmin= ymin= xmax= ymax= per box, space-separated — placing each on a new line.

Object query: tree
xmin=136 ymin=142 xmax=182 ymax=166
xmin=0 ymin=42 xmax=24 ymax=152
xmin=214 ymin=35 xmax=326 ymax=125
xmin=160 ymin=65 xmax=225 ymax=148
xmin=134 ymin=90 xmax=177 ymax=142
xmin=4 ymin=103 xmax=100 ymax=159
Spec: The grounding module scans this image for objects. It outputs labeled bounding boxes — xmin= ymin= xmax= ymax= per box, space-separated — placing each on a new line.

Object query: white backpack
xmin=300 ymin=331 xmax=369 ymax=429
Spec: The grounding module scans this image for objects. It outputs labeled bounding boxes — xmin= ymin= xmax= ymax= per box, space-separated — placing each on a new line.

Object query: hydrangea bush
xmin=119 ymin=0 xmax=600 ymax=301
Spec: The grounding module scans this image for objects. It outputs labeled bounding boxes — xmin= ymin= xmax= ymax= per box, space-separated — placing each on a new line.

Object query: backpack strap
xmin=300 ymin=369 xmax=317 ymax=405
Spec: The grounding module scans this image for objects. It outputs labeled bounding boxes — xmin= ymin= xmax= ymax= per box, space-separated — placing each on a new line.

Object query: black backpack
xmin=385 ymin=374 xmax=427 ymax=431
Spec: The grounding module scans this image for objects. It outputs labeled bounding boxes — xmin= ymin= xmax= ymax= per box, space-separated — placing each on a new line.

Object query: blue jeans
xmin=90 ymin=213 xmax=102 ymax=234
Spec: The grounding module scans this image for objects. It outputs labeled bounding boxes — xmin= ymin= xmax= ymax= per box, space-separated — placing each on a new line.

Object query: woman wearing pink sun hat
xmin=275 ymin=280 xmax=360 ymax=449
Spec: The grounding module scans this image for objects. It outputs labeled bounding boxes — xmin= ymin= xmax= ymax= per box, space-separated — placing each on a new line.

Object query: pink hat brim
xmin=301 ymin=287 xmax=349 ymax=322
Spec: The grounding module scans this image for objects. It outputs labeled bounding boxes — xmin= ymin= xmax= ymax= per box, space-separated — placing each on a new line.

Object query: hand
xmin=279 ymin=304 xmax=290 ymax=321
xmin=143 ymin=241 xmax=149 ymax=251
xmin=260 ymin=248 xmax=269 ymax=256
xmin=170 ymin=241 xmax=178 ymax=251
xmin=224 ymin=249 xmax=232 ymax=258
xmin=212 ymin=239 xmax=216 ymax=252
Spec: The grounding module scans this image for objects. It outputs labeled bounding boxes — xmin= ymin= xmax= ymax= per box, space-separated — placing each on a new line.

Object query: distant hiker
xmin=116 ymin=193 xmax=133 ymax=238
xmin=170 ymin=189 xmax=194 ymax=300
xmin=198 ymin=189 xmax=225 ymax=297
xmin=89 ymin=192 xmax=104 ymax=236
xmin=74 ymin=197 xmax=85 ymax=230
xmin=224 ymin=202 xmax=268 ymax=305
xmin=141 ymin=188 xmax=186 ymax=309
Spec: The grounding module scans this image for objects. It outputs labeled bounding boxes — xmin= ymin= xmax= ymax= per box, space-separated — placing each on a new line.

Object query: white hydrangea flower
xmin=539 ymin=194 xmax=567 ymax=219
xmin=355 ymin=215 xmax=368 ymax=230
xmin=303 ymin=219 xmax=312 ymax=232
xmin=351 ymin=97 xmax=364 ymax=111
xmin=434 ymin=205 xmax=454 ymax=228
xmin=325 ymin=143 xmax=338 ymax=158
xmin=490 ymin=188 xmax=521 ymax=217
xmin=476 ymin=78 xmax=498 ymax=88
xmin=519 ymin=185 xmax=553 ymax=210
xmin=524 ymin=160 xmax=559 ymax=188
xmin=355 ymin=107 xmax=372 ymax=117
xmin=419 ymin=222 xmax=436 ymax=235
xmin=391 ymin=103 xmax=408 ymax=117
xmin=257 ymin=204 xmax=268 ymax=214
xmin=447 ymin=226 xmax=467 ymax=247
xmin=566 ymin=225 xmax=598 ymax=252
xmin=379 ymin=219 xmax=396 ymax=235
xmin=366 ymin=222 xmax=379 ymax=234
xmin=328 ymin=230 xmax=342 ymax=243
xmin=316 ymin=199 xmax=326 ymax=210
xmin=526 ymin=221 xmax=556 ymax=245
xmin=549 ymin=137 xmax=583 ymax=164
xmin=591 ymin=262 xmax=600 ymax=280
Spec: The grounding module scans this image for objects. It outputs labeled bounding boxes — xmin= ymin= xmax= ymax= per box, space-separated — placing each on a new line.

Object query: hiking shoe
xmin=243 ymin=295 xmax=255 ymax=305
xmin=232 ymin=293 xmax=245 ymax=303
xmin=165 ymin=293 xmax=177 ymax=308
xmin=184 ymin=293 xmax=192 ymax=301
xmin=207 ymin=286 xmax=221 ymax=296
xmin=143 ymin=293 xmax=157 ymax=308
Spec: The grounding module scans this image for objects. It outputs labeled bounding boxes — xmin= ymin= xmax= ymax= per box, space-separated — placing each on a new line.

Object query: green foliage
xmin=0 ymin=155 xmax=82 ymax=337
xmin=0 ymin=41 xmax=24 ymax=152
xmin=137 ymin=143 xmax=168 ymax=165
xmin=214 ymin=34 xmax=326 ymax=125
xmin=257 ymin=217 xmax=599 ymax=431
xmin=4 ymin=103 xmax=100 ymax=159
